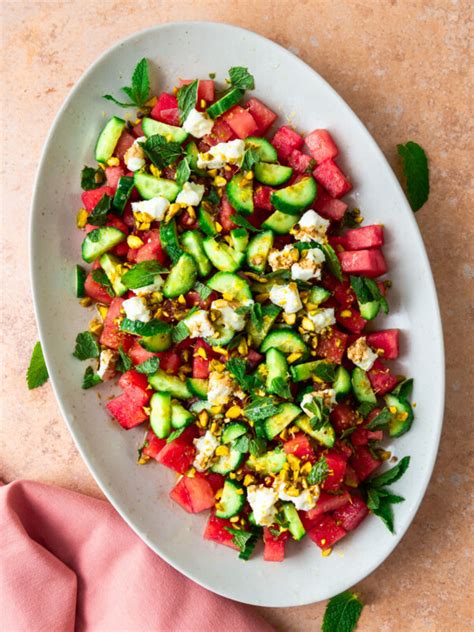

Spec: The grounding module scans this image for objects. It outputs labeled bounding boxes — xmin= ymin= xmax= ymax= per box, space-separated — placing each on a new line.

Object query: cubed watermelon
xmin=254 ymin=185 xmax=274 ymax=211
xmin=271 ymin=126 xmax=304 ymax=161
xmin=246 ymin=98 xmax=277 ymax=134
xmin=288 ymin=149 xmax=314 ymax=174
xmin=338 ymin=249 xmax=388 ymax=278
xmin=203 ymin=118 xmax=234 ymax=146
xmin=313 ymin=188 xmax=348 ymax=221
xmin=304 ymin=491 xmax=351 ymax=522
xmin=204 ymin=514 xmax=239 ymax=550
xmin=283 ymin=433 xmax=315 ymax=462
xmin=193 ymin=339 xmax=210 ymax=378
xmin=114 ymin=131 xmax=136 ymax=161
xmin=316 ymin=327 xmax=348 ymax=364
xmin=367 ymin=359 xmax=398 ymax=395
xmin=105 ymin=166 xmax=125 ymax=190
xmin=247 ymin=348 xmax=263 ymax=369
xmin=118 ymin=369 xmax=151 ymax=406
xmin=170 ymin=475 xmax=216 ymax=513
xmin=157 ymin=432 xmax=196 ymax=474
xmin=106 ymin=393 xmax=148 ymax=429
xmin=321 ymin=451 xmax=347 ymax=492
xmin=150 ymin=93 xmax=180 ymax=126
xmin=129 ymin=340 xmax=158 ymax=365
xmin=342 ymin=225 xmax=384 ymax=250
xmin=219 ymin=194 xmax=238 ymax=232
xmin=157 ymin=350 xmax=181 ymax=375
xmin=366 ymin=329 xmax=400 ymax=360
xmin=330 ymin=403 xmax=357 ymax=433
xmin=313 ymin=159 xmax=352 ymax=198
xmin=81 ymin=186 xmax=115 ymax=212
xmin=351 ymin=428 xmax=384 ymax=446
xmin=84 ymin=272 xmax=114 ymax=305
xmin=308 ymin=515 xmax=347 ymax=550
xmin=223 ymin=105 xmax=258 ymax=139
xmin=203 ymin=472 xmax=225 ymax=494
xmin=141 ymin=429 xmax=166 ymax=460
xmin=350 ymin=446 xmax=381 ymax=481
xmin=263 ymin=528 xmax=289 ymax=562
xmin=344 ymin=464 xmax=360 ymax=488
xmin=305 ymin=129 xmax=339 ymax=163
xmin=336 ymin=307 xmax=367 ymax=334
xmin=135 ymin=229 xmax=167 ymax=265
xmin=333 ymin=496 xmax=369 ymax=531
xmin=100 ymin=298 xmax=133 ymax=350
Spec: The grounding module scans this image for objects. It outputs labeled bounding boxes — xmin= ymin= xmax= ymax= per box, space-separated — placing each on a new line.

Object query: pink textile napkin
xmin=0 ymin=480 xmax=275 ymax=632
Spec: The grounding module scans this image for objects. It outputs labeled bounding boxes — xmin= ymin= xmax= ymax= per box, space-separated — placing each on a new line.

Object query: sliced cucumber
xmin=266 ymin=348 xmax=289 ymax=395
xmin=333 ymin=366 xmax=352 ymax=400
xmin=281 ymin=502 xmax=306 ymax=541
xmin=141 ymin=117 xmax=188 ymax=143
xmin=163 ymin=253 xmax=198 ymax=298
xmin=140 ymin=330 xmax=172 ymax=352
xmin=95 ymin=116 xmax=125 ymax=163
xmin=226 ymin=173 xmax=254 ymax=215
xmin=385 ymin=394 xmax=414 ymax=437
xmin=99 ymin=253 xmax=127 ymax=296
xmin=245 ymin=136 xmax=278 ymax=163
xmin=247 ymin=448 xmax=287 ymax=474
xmin=295 ymin=415 xmax=335 ymax=448
xmin=254 ymin=163 xmax=293 ymax=186
xmin=113 ymin=175 xmax=135 ymax=215
xmin=198 ymin=204 xmax=218 ymax=236
xmin=207 ymin=88 xmax=244 ymax=119
xmin=186 ymin=377 xmax=209 ymax=399
xmin=133 ymin=172 xmax=179 ymax=202
xmin=160 ymin=219 xmax=182 ymax=263
xmin=181 ymin=231 xmax=212 ymax=277
xmin=75 ymin=265 xmax=86 ymax=298
xmin=351 ymin=367 xmax=377 ymax=404
xmin=171 ymin=403 xmax=194 ymax=429
xmin=207 ymin=271 xmax=252 ymax=302
xmin=211 ymin=447 xmax=245 ymax=475
xmin=260 ymin=330 xmax=308 ymax=358
xmin=246 ymin=230 xmax=274 ymax=273
xmin=308 ymin=285 xmax=331 ymax=307
xmin=150 ymin=392 xmax=172 ymax=438
xmin=230 ymin=228 xmax=249 ymax=252
xmin=246 ymin=304 xmax=281 ymax=348
xmin=215 ymin=479 xmax=246 ymax=519
xmin=222 ymin=421 xmax=248 ymax=444
xmin=205 ymin=323 xmax=236 ymax=347
xmin=262 ymin=210 xmax=299 ymax=234
xmin=271 ymin=176 xmax=317 ymax=215
xmin=148 ymin=369 xmax=192 ymax=400
xmin=202 ymin=238 xmax=245 ymax=272
xmin=82 ymin=227 xmax=126 ymax=263
xmin=185 ymin=141 xmax=207 ymax=176
xmin=264 ymin=403 xmax=301 ymax=440
xmin=290 ymin=360 xmax=336 ymax=383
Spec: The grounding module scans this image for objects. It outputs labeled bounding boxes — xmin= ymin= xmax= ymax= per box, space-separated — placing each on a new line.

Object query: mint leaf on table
xmin=82 ymin=366 xmax=102 ymax=390
xmin=141 ymin=135 xmax=184 ymax=169
xmin=176 ymin=157 xmax=191 ymax=187
xmin=81 ymin=166 xmax=105 ymax=191
xmin=322 ymin=590 xmax=364 ymax=632
xmin=103 ymin=58 xmax=150 ymax=108
xmin=193 ymin=281 xmax=212 ymax=301
xmin=135 ymin=357 xmax=160 ymax=375
xmin=364 ymin=456 xmax=410 ymax=533
xmin=121 ymin=260 xmax=167 ymax=289
xmin=91 ymin=269 xmax=115 ymax=297
xmin=307 ymin=456 xmax=329 ymax=485
xmin=26 ymin=341 xmax=49 ymax=389
xmin=72 ymin=331 xmax=100 ymax=360
xmin=87 ymin=194 xmax=113 ymax=227
xmin=229 ymin=66 xmax=255 ymax=91
xmin=177 ymin=79 xmax=198 ymax=124
xmin=397 ymin=141 xmax=429 ymax=212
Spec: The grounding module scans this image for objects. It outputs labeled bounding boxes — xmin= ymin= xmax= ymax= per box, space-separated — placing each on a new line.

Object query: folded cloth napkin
xmin=0 ymin=480 xmax=274 ymax=632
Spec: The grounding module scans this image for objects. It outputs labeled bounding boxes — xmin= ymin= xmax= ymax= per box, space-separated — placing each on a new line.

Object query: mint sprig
xmin=135 ymin=356 xmax=160 ymax=375
xmin=397 ymin=141 xmax=429 ymax=212
xmin=141 ymin=135 xmax=183 ymax=169
xmin=82 ymin=366 xmax=102 ymax=390
xmin=364 ymin=456 xmax=410 ymax=533
xmin=121 ymin=260 xmax=167 ymax=290
xmin=72 ymin=331 xmax=100 ymax=361
xmin=26 ymin=341 xmax=49 ymax=390
xmin=81 ymin=166 xmax=105 ymax=191
xmin=307 ymin=456 xmax=329 ymax=485
xmin=103 ymin=58 xmax=150 ymax=108
xmin=322 ymin=590 xmax=364 ymax=632
xmin=229 ymin=67 xmax=255 ymax=91
xmin=87 ymin=194 xmax=113 ymax=227
xmin=177 ymin=79 xmax=198 ymax=124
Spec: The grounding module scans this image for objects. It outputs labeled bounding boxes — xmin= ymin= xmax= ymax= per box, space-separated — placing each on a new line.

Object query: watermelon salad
xmin=74 ymin=60 xmax=414 ymax=562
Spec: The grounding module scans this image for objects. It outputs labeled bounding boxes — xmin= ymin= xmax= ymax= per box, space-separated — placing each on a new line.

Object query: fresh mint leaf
xmin=102 ymin=58 xmax=150 ymax=108
xmin=167 ymin=428 xmax=185 ymax=443
xmin=231 ymin=213 xmax=262 ymax=232
xmin=81 ymin=166 xmax=105 ymax=191
xmin=392 ymin=378 xmax=414 ymax=400
xmin=121 ymin=260 xmax=167 ymax=289
xmin=193 ymin=281 xmax=212 ymax=301
xmin=357 ymin=401 xmax=377 ymax=417
xmin=177 ymin=79 xmax=198 ymax=124
xmin=224 ymin=526 xmax=260 ymax=561
xmin=102 ymin=94 xmax=135 ymax=108
xmin=244 ymin=397 xmax=280 ymax=422
xmin=26 ymin=341 xmax=49 ymax=389
xmin=307 ymin=456 xmax=329 ymax=485
xmin=365 ymin=407 xmax=393 ymax=430
xmin=82 ymin=366 xmax=102 ymax=390
xmin=241 ymin=147 xmax=259 ymax=172
xmin=141 ymin=135 xmax=183 ymax=169
xmin=250 ymin=302 xmax=263 ymax=329
xmin=249 ymin=437 xmax=267 ymax=457
xmin=172 ymin=320 xmax=190 ymax=344
xmin=117 ymin=345 xmax=132 ymax=373
xmin=270 ymin=377 xmax=291 ymax=399
xmin=135 ymin=356 xmax=160 ymax=375
xmin=91 ymin=269 xmax=115 ymax=297
xmin=367 ymin=456 xmax=410 ymax=489
xmin=322 ymin=590 xmax=364 ymax=632
xmin=88 ymin=194 xmax=113 ymax=226
xmin=203 ymin=188 xmax=220 ymax=206
xmin=397 ymin=141 xmax=429 ymax=212
xmin=340 ymin=426 xmax=357 ymax=440
xmin=73 ymin=331 xmax=100 ymax=361
xmin=227 ymin=357 xmax=248 ymax=382
xmin=321 ymin=243 xmax=343 ymax=281
xmin=371 ymin=496 xmax=396 ymax=533
xmin=364 ymin=456 xmax=410 ymax=533
xmin=233 ymin=435 xmax=250 ymax=453
xmin=350 ymin=276 xmax=388 ymax=315
xmin=229 ymin=66 xmax=255 ymax=90
xmin=121 ymin=318 xmax=172 ymax=337
xmin=313 ymin=361 xmax=337 ymax=383
xmin=176 ymin=157 xmax=191 ymax=187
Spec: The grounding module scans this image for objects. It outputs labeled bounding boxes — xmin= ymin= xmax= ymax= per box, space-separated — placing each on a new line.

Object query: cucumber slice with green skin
xmin=245 ymin=137 xmax=278 ymax=163
xmin=150 ymin=392 xmax=172 ymax=438
xmin=226 ymin=173 xmax=254 ymax=215
xmin=185 ymin=141 xmax=207 ymax=176
xmin=266 ymin=348 xmax=289 ymax=394
xmin=95 ymin=116 xmax=126 ymax=163
xmin=140 ymin=331 xmax=172 ymax=352
xmin=254 ymin=163 xmax=293 ymax=186
xmin=207 ymin=88 xmax=244 ymax=119
xmin=211 ymin=447 xmax=245 ymax=475
xmin=308 ymin=285 xmax=331 ymax=306
xmin=202 ymin=238 xmax=245 ymax=272
xmin=133 ymin=172 xmax=180 ymax=201
xmin=215 ymin=479 xmax=246 ymax=519
xmin=75 ymin=265 xmax=87 ymax=298
xmin=385 ymin=394 xmax=414 ymax=437
xmin=171 ymin=403 xmax=195 ymax=429
xmin=271 ymin=176 xmax=317 ymax=215
xmin=281 ymin=502 xmax=306 ymax=541
xmin=113 ymin=176 xmax=134 ymax=215
xmin=160 ymin=219 xmax=182 ymax=264
xmin=262 ymin=210 xmax=299 ymax=234
xmin=333 ymin=366 xmax=352 ymax=400
xmin=260 ymin=330 xmax=308 ymax=359
xmin=186 ymin=377 xmax=209 ymax=399
xmin=99 ymin=253 xmax=127 ymax=296
xmin=230 ymin=228 xmax=249 ymax=252
xmin=221 ymin=421 xmax=248 ymax=444
xmin=207 ymin=271 xmax=252 ymax=302
xmin=180 ymin=231 xmax=212 ymax=277
xmin=189 ymin=400 xmax=213 ymax=414
xmin=246 ymin=304 xmax=281 ymax=348
xmin=163 ymin=253 xmax=198 ymax=298
xmin=141 ymin=117 xmax=188 ymax=143
xmin=148 ymin=370 xmax=192 ymax=400
xmin=247 ymin=449 xmax=287 ymax=474
xmin=264 ymin=403 xmax=301 ymax=440
xmin=205 ymin=323 xmax=235 ymax=347
xmin=82 ymin=227 xmax=126 ymax=263
xmin=290 ymin=360 xmax=336 ymax=383
xmin=352 ymin=367 xmax=377 ymax=404
xmin=246 ymin=230 xmax=274 ymax=273
xmin=360 ymin=300 xmax=381 ymax=320
xmin=295 ymin=415 xmax=335 ymax=447
xmin=198 ymin=205 xmax=218 ymax=236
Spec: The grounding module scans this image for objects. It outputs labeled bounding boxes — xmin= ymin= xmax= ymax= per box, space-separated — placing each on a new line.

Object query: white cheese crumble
xmin=294 ymin=209 xmax=330 ymax=243
xmin=193 ymin=430 xmax=219 ymax=472
xmin=301 ymin=389 xmax=337 ymax=416
xmin=133 ymin=275 xmax=164 ymax=296
xmin=97 ymin=349 xmax=116 ymax=380
xmin=291 ymin=248 xmax=326 ymax=281
xmin=185 ymin=310 xmax=215 ymax=339
xmin=307 ymin=307 xmax=336 ymax=332
xmin=211 ymin=299 xmax=246 ymax=332
xmin=269 ymin=282 xmax=303 ymax=314
xmin=347 ymin=336 xmax=378 ymax=371
xmin=124 ymin=136 xmax=146 ymax=172
xmin=176 ymin=181 xmax=205 ymax=206
xmin=197 ymin=139 xmax=246 ymax=170
xmin=268 ymin=244 xmax=299 ymax=272
xmin=276 ymin=483 xmax=320 ymax=512
xmin=207 ymin=370 xmax=237 ymax=406
xmin=246 ymin=485 xmax=279 ymax=527
xmin=122 ymin=296 xmax=151 ymax=323
xmin=131 ymin=196 xmax=170 ymax=221
xmin=182 ymin=108 xmax=214 ymax=138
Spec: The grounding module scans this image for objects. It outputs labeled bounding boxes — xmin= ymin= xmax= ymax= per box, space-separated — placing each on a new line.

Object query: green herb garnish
xmin=364 ymin=456 xmax=410 ymax=533
xmin=103 ymin=58 xmax=150 ymax=108
xmin=322 ymin=590 xmax=364 ymax=632
xmin=307 ymin=456 xmax=329 ymax=485
xmin=82 ymin=366 xmax=102 ymax=390
xmin=72 ymin=331 xmax=100 ymax=361
xmin=224 ymin=526 xmax=260 ymax=560
xmin=141 ymin=135 xmax=184 ymax=169
xmin=88 ymin=194 xmax=113 ymax=226
xmin=121 ymin=260 xmax=167 ymax=289
xmin=135 ymin=357 xmax=160 ymax=375
xmin=26 ymin=341 xmax=49 ymax=389
xmin=176 ymin=157 xmax=191 ymax=187
xmin=177 ymin=79 xmax=198 ymax=124
xmin=91 ymin=269 xmax=115 ymax=297
xmin=81 ymin=166 xmax=105 ymax=191
xmin=397 ymin=141 xmax=429 ymax=212
xmin=229 ymin=66 xmax=255 ymax=91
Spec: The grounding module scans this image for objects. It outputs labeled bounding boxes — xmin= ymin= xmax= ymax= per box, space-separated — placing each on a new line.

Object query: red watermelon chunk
xmin=305 ymin=129 xmax=339 ymax=163
xmin=316 ymin=327 xmax=348 ymax=364
xmin=366 ymin=329 xmax=400 ymax=360
xmin=170 ymin=475 xmax=216 ymax=513
xmin=141 ymin=429 xmax=166 ymax=460
xmin=178 ymin=79 xmax=215 ymax=104
xmin=203 ymin=119 xmax=234 ymax=146
xmin=100 ymin=298 xmax=133 ymax=351
xmin=246 ymin=98 xmax=277 ymax=134
xmin=118 ymin=369 xmax=151 ymax=406
xmin=333 ymin=496 xmax=369 ymax=531
xmin=336 ymin=307 xmax=367 ymax=334
xmin=338 ymin=249 xmax=388 ymax=278
xmin=308 ymin=515 xmax=347 ymax=550
xmin=219 ymin=194 xmax=238 ymax=232
xmin=367 ymin=359 xmax=398 ymax=395
xmin=263 ymin=528 xmax=289 ymax=562
xmin=223 ymin=105 xmax=258 ymax=139
xmin=84 ymin=272 xmax=113 ymax=305
xmin=157 ymin=434 xmax=196 ymax=474
xmin=129 ymin=340 xmax=157 ymax=365
xmin=350 ymin=446 xmax=381 ymax=481
xmin=351 ymin=428 xmax=384 ymax=446
xmin=271 ymin=126 xmax=304 ymax=161
xmin=288 ymin=149 xmax=314 ymax=173
xmin=313 ymin=188 xmax=348 ymax=221
xmin=135 ymin=229 xmax=167 ymax=265
xmin=247 ymin=348 xmax=263 ymax=370
xmin=321 ymin=451 xmax=347 ymax=492
xmin=313 ymin=159 xmax=352 ymax=198
xmin=150 ymin=93 xmax=180 ymax=126
xmin=305 ymin=491 xmax=351 ymax=521
xmin=106 ymin=393 xmax=147 ymax=429
xmin=114 ymin=130 xmax=136 ymax=162
xmin=81 ymin=186 xmax=115 ymax=212
xmin=105 ymin=166 xmax=125 ymax=190
xmin=204 ymin=514 xmax=239 ymax=550
xmin=203 ymin=472 xmax=225 ymax=494
xmin=193 ymin=339 xmax=212 ymax=378
xmin=342 ymin=225 xmax=384 ymax=250
xmin=254 ymin=185 xmax=274 ymax=211
xmin=330 ymin=403 xmax=357 ymax=434
xmin=283 ymin=433 xmax=315 ymax=462
xmin=157 ymin=350 xmax=181 ymax=375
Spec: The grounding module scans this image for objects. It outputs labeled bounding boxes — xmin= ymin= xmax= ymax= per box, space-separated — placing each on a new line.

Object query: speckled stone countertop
xmin=1 ymin=1 xmax=472 ymax=629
